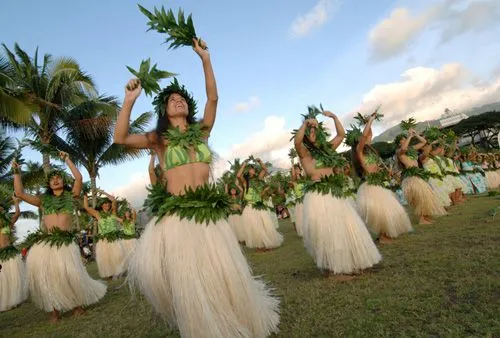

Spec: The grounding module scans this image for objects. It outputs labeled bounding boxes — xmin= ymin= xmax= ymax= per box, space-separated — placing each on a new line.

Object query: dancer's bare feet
xmin=49 ymin=310 xmax=60 ymax=323
xmin=323 ymin=270 xmax=356 ymax=281
xmin=419 ymin=216 xmax=432 ymax=224
xmin=379 ymin=234 xmax=393 ymax=244
xmin=72 ymin=306 xmax=85 ymax=317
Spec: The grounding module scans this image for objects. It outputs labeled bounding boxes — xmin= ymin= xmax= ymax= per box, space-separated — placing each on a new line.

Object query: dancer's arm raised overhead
xmin=12 ymin=160 xmax=41 ymax=207
xmin=10 ymin=196 xmax=20 ymax=227
xmin=83 ymin=195 xmax=100 ymax=220
xmin=412 ymin=131 xmax=427 ymax=150
xmin=294 ymin=119 xmax=316 ymax=159
xmin=60 ymin=151 xmax=82 ymax=197
xmin=194 ymin=39 xmax=218 ymax=134
xmin=356 ymin=113 xmax=377 ymax=170
xmin=257 ymin=158 xmax=267 ymax=180
xmin=322 ymin=111 xmax=345 ymax=150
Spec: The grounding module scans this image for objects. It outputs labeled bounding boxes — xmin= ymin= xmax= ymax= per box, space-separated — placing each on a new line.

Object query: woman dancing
xmin=13 ymin=152 xmax=106 ymax=322
xmin=83 ymin=190 xmax=126 ymax=280
xmin=237 ymin=158 xmax=283 ymax=250
xmin=0 ymin=196 xmax=28 ymax=312
xmin=394 ymin=130 xmax=446 ymax=224
xmin=355 ymin=114 xmax=412 ymax=243
xmin=225 ymin=181 xmax=246 ymax=244
xmin=294 ymin=108 xmax=381 ymax=278
xmin=114 ymin=39 xmax=279 ymax=337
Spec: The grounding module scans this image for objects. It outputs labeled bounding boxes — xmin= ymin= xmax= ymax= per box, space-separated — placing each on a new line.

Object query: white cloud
xmin=353 ymin=63 xmax=500 ymax=128
xmin=15 ymin=218 xmax=39 ymax=243
xmin=368 ymin=7 xmax=440 ymax=61
xmin=289 ymin=0 xmax=339 ymax=38
xmin=232 ymin=96 xmax=261 ymax=113
xmin=368 ymin=0 xmax=500 ymax=61
xmin=111 ymin=171 xmax=150 ymax=210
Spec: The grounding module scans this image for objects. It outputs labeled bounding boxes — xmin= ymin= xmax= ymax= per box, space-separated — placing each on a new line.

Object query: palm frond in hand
xmin=126 ymin=58 xmax=176 ymax=97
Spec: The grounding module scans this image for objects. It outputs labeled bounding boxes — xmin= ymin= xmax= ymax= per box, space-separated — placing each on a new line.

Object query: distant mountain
xmin=372 ymin=101 xmax=500 ymax=143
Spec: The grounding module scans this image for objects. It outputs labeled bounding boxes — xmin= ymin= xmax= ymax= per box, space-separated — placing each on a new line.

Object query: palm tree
xmin=48 ymin=106 xmax=152 ymax=207
xmin=0 ymin=43 xmax=98 ymax=175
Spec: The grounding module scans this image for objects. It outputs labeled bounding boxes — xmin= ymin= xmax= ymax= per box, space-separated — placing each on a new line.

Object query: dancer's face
xmin=306 ymin=125 xmax=317 ymax=145
xmin=49 ymin=175 xmax=63 ymax=190
xmin=230 ymin=188 xmax=237 ymax=195
xmin=248 ymin=168 xmax=256 ymax=177
xmin=166 ymin=93 xmax=188 ymax=118
xmin=102 ymin=202 xmax=111 ymax=212
xmin=125 ymin=210 xmax=131 ymax=218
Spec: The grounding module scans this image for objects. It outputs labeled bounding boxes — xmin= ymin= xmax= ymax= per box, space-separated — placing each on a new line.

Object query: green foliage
xmin=400 ymin=117 xmax=417 ymax=131
xmin=94 ymin=230 xmax=124 ymax=243
xmin=365 ymin=171 xmax=391 ymax=187
xmin=303 ymin=174 xmax=351 ymax=198
xmin=126 ymin=58 xmax=176 ymax=97
xmin=401 ymin=167 xmax=430 ymax=180
xmin=0 ymin=245 xmax=18 ymax=262
xmin=288 ymin=148 xmax=297 ymax=161
xmin=423 ymin=126 xmax=443 ymax=142
xmin=20 ymin=228 xmax=77 ymax=249
xmin=371 ymin=142 xmax=396 ymax=160
xmin=148 ymin=184 xmax=231 ymax=225
xmin=344 ymin=125 xmax=362 ymax=147
xmin=164 ymin=123 xmax=204 ymax=149
xmin=138 ymin=5 xmax=202 ymax=50
xmin=353 ymin=107 xmax=383 ymax=127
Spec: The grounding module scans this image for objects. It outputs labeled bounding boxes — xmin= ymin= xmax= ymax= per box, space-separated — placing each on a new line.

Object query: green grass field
xmin=1 ymin=194 xmax=500 ymax=337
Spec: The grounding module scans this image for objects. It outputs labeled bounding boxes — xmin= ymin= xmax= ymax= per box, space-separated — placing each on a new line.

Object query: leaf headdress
xmin=153 ymin=78 xmax=197 ymax=120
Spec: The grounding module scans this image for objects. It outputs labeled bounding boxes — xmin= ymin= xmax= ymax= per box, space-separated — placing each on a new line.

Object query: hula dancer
xmin=0 ymin=196 xmax=28 ymax=312
xmin=13 ymin=152 xmax=106 ymax=323
xmin=290 ymin=164 xmax=305 ymax=237
xmin=83 ymin=190 xmax=127 ymax=280
xmin=120 ymin=205 xmax=138 ymax=265
xmin=395 ymin=130 xmax=446 ymax=224
xmin=460 ymin=147 xmax=487 ymax=194
xmin=354 ymin=114 xmax=412 ymax=243
xmin=294 ymin=108 xmax=381 ymax=278
xmin=225 ymin=181 xmax=246 ymax=244
xmin=114 ymin=38 xmax=279 ymax=337
xmin=237 ymin=158 xmax=283 ymax=250
xmin=441 ymin=143 xmax=467 ymax=204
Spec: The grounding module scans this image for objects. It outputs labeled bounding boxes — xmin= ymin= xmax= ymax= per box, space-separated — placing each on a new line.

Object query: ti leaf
xmin=126 ymin=58 xmax=176 ymax=97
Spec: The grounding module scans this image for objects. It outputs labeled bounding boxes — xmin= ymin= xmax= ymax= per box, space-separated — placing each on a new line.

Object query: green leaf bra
xmin=41 ymin=191 xmax=74 ymax=216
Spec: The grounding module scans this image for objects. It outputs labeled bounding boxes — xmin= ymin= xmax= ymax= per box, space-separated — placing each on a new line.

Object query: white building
xmin=438 ymin=108 xmax=469 ymax=128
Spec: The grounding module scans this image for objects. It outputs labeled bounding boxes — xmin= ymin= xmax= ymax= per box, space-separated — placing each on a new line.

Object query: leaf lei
xmin=364 ymin=171 xmax=391 ymax=187
xmin=164 ymin=123 xmax=205 ymax=149
xmin=94 ymin=230 xmax=125 ymax=243
xmin=345 ymin=125 xmax=362 ymax=147
xmin=153 ymin=184 xmax=231 ymax=225
xmin=138 ymin=5 xmax=204 ymax=50
xmin=41 ymin=191 xmax=74 ymax=215
xmin=0 ymin=245 xmax=19 ymax=262
xmin=303 ymin=174 xmax=351 ymax=198
xmin=126 ymin=58 xmax=176 ymax=97
xmin=406 ymin=147 xmax=418 ymax=160
xmin=20 ymin=228 xmax=77 ymax=249
xmin=401 ymin=167 xmax=431 ymax=181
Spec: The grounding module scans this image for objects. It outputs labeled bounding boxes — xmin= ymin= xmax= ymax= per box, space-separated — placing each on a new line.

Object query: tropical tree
xmin=0 ymin=43 xmax=101 ymax=174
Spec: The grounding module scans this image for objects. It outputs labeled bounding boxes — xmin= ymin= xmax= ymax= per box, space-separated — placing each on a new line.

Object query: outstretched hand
xmin=125 ymin=79 xmax=142 ymax=101
xmin=322 ymin=110 xmax=335 ymax=118
xmin=193 ymin=38 xmax=209 ymax=60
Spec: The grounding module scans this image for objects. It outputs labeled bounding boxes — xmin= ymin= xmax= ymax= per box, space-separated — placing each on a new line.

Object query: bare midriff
xmin=164 ymin=162 xmax=210 ymax=196
xmin=43 ymin=214 xmax=73 ymax=231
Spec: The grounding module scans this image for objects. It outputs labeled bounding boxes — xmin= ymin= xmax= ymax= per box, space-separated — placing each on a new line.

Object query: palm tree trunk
xmin=90 ymin=175 xmax=97 ymax=209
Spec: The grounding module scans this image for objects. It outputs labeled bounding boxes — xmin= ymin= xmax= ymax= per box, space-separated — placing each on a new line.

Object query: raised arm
xmin=10 ymin=196 xmax=21 ymax=227
xmin=83 ymin=195 xmax=100 ymax=220
xmin=323 ymin=111 xmax=345 ymax=150
xmin=193 ymin=39 xmax=218 ymax=134
xmin=356 ymin=115 xmax=376 ymax=169
xmin=257 ymin=159 xmax=268 ymax=179
xmin=412 ymin=132 xmax=427 ymax=150
xmin=59 ymin=151 xmax=82 ymax=197
xmin=114 ymin=79 xmax=156 ymax=149
xmin=236 ymin=160 xmax=248 ymax=182
xmin=398 ymin=132 xmax=415 ymax=155
xmin=12 ymin=161 xmax=41 ymax=207
xmin=148 ymin=152 xmax=158 ymax=186
xmin=235 ymin=180 xmax=244 ymax=198
xmin=294 ymin=119 xmax=313 ymax=159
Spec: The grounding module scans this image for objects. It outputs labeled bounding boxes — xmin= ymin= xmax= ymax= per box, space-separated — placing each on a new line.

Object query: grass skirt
xmin=295 ymin=202 xmax=304 ymax=237
xmin=228 ymin=214 xmax=246 ymax=242
xmin=402 ymin=177 xmax=447 ymax=217
xmin=444 ymin=175 xmax=467 ymax=191
xmin=0 ymin=254 xmax=28 ymax=312
xmin=427 ymin=177 xmax=452 ymax=207
xmin=302 ymin=192 xmax=382 ymax=274
xmin=288 ymin=206 xmax=296 ymax=223
xmin=356 ymin=183 xmax=413 ymax=238
xmin=122 ymin=238 xmax=137 ymax=267
xmin=128 ymin=214 xmax=280 ymax=338
xmin=241 ymin=206 xmax=283 ymax=249
xmin=485 ymin=171 xmax=500 ymax=189
xmin=96 ymin=239 xmax=127 ymax=278
xmin=26 ymin=242 xmax=106 ymax=312
xmin=459 ymin=175 xmax=475 ymax=194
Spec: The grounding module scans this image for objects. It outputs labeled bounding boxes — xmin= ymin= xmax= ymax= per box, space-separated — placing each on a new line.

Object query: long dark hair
xmin=154 ymin=92 xmax=198 ymax=140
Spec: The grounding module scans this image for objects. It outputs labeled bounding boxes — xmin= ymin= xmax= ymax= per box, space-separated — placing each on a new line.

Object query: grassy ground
xmin=1 ymin=194 xmax=499 ymax=337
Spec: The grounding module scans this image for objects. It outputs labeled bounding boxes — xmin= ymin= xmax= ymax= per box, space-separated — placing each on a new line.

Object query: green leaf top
xmin=164 ymin=123 xmax=205 ymax=150
xmin=138 ymin=5 xmax=203 ymax=50
xmin=126 ymin=58 xmax=176 ymax=97
xmin=344 ymin=125 xmax=362 ymax=147
xmin=400 ymin=117 xmax=417 ymax=131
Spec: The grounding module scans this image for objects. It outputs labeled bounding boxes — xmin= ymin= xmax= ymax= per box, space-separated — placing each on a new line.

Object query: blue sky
xmin=3 ymin=0 xmax=500 ymax=236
